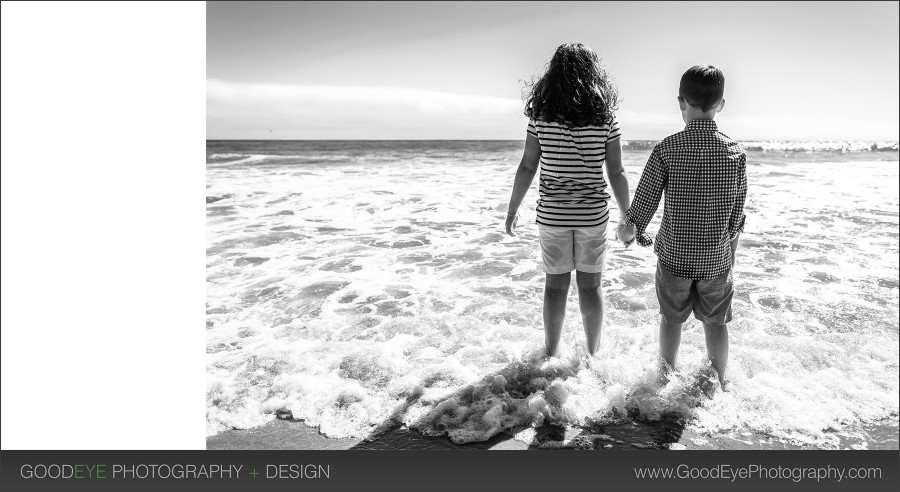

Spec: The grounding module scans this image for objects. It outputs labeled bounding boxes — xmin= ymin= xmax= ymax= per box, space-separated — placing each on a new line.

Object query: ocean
xmin=206 ymin=139 xmax=899 ymax=450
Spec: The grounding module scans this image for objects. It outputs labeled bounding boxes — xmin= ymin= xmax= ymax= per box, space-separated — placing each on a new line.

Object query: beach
xmin=206 ymin=140 xmax=899 ymax=450
xmin=207 ymin=417 xmax=900 ymax=451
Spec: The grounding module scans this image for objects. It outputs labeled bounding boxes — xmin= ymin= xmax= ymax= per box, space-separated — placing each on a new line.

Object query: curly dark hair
xmin=523 ymin=43 xmax=619 ymax=127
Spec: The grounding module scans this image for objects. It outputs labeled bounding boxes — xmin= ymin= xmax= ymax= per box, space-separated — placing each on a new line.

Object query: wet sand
xmin=207 ymin=417 xmax=899 ymax=451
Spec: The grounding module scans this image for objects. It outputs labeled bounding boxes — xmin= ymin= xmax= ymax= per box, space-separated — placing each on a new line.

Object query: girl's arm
xmin=604 ymin=137 xmax=634 ymax=243
xmin=505 ymin=133 xmax=541 ymax=236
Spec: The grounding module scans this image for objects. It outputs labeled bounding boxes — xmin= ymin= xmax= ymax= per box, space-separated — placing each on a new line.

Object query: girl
xmin=505 ymin=42 xmax=634 ymax=358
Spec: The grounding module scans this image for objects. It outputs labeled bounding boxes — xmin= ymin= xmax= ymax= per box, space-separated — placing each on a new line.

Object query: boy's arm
xmin=727 ymin=154 xmax=748 ymax=265
xmin=622 ymin=147 xmax=667 ymax=247
xmin=505 ymin=132 xmax=541 ymax=236
xmin=603 ymin=137 xmax=634 ymax=244
xmin=730 ymin=231 xmax=741 ymax=267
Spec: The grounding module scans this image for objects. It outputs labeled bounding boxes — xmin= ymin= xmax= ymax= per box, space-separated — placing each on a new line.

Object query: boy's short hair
xmin=679 ymin=65 xmax=725 ymax=111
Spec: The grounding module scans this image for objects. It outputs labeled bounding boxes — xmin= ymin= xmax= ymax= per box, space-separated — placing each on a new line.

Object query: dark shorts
xmin=655 ymin=261 xmax=734 ymax=325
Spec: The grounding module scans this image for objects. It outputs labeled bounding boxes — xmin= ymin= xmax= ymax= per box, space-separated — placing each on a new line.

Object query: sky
xmin=207 ymin=1 xmax=900 ymax=140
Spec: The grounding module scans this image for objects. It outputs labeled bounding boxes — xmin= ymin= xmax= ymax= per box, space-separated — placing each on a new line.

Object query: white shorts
xmin=538 ymin=224 xmax=608 ymax=274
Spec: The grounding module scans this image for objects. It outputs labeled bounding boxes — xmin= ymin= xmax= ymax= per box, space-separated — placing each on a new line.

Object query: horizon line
xmin=206 ymin=138 xmax=900 ymax=143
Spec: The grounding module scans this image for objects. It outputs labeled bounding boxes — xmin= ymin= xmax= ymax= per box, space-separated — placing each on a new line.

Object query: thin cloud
xmin=615 ymin=108 xmax=898 ymax=141
xmin=208 ymin=79 xmax=898 ymax=141
xmin=207 ymin=79 xmax=525 ymax=139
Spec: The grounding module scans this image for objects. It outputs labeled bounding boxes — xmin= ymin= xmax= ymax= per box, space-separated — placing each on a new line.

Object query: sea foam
xmin=207 ymin=141 xmax=899 ymax=448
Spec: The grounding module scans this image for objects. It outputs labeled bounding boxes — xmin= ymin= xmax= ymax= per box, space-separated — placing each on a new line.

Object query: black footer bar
xmin=1 ymin=450 xmax=898 ymax=492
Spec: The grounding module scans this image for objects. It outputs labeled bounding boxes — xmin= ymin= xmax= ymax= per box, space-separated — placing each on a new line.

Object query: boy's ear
xmin=715 ymin=98 xmax=725 ymax=113
xmin=677 ymin=96 xmax=686 ymax=111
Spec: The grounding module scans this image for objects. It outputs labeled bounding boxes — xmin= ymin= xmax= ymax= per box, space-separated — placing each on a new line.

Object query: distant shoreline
xmin=205 ymin=139 xmax=900 ymax=153
xmin=206 ymin=139 xmax=900 ymax=143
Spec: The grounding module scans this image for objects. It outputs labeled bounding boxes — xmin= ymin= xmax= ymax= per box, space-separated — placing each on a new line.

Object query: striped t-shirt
xmin=527 ymin=117 xmax=621 ymax=228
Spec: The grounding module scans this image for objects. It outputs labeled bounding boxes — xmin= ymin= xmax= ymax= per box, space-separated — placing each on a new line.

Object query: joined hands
xmin=616 ymin=221 xmax=635 ymax=247
xmin=505 ymin=211 xmax=635 ymax=247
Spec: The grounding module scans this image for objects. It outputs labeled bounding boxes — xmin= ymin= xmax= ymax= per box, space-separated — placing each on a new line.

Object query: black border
xmin=2 ymin=450 xmax=898 ymax=492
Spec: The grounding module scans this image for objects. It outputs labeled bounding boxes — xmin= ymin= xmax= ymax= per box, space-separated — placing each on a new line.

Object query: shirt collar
xmin=685 ymin=119 xmax=718 ymax=132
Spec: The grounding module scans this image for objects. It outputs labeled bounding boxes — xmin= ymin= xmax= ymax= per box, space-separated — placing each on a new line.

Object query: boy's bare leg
xmin=702 ymin=322 xmax=729 ymax=385
xmin=543 ymin=272 xmax=571 ymax=357
xmin=575 ymin=271 xmax=604 ymax=356
xmin=659 ymin=317 xmax=683 ymax=374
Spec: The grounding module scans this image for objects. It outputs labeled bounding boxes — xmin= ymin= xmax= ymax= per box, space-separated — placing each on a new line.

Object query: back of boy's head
xmin=679 ymin=65 xmax=725 ymax=112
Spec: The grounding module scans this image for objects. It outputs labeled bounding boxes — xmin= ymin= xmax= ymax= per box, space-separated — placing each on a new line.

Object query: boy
xmin=622 ymin=65 xmax=747 ymax=390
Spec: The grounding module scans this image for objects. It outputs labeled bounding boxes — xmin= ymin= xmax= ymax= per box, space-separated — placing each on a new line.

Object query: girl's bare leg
xmin=543 ymin=272 xmax=571 ymax=357
xmin=575 ymin=271 xmax=604 ymax=356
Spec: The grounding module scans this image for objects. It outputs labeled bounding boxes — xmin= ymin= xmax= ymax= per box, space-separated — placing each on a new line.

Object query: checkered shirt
xmin=623 ymin=120 xmax=747 ymax=279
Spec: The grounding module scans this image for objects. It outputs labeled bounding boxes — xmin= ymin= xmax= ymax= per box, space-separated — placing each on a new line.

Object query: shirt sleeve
xmin=607 ymin=117 xmax=621 ymax=141
xmin=623 ymin=145 xmax=667 ymax=247
xmin=527 ymin=119 xmax=538 ymax=138
xmin=727 ymin=153 xmax=748 ymax=240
